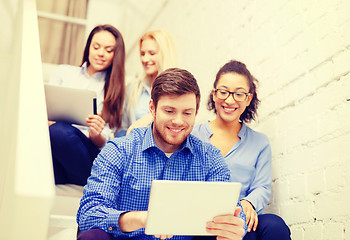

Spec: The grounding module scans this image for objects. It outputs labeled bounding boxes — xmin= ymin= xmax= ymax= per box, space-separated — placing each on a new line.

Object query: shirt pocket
xmin=123 ymin=158 xmax=151 ymax=192
xmin=119 ymin=173 xmax=151 ymax=210
xmin=182 ymin=159 xmax=206 ymax=181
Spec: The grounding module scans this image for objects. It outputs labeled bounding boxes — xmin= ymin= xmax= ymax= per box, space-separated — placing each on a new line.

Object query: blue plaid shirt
xmin=77 ymin=125 xmax=247 ymax=239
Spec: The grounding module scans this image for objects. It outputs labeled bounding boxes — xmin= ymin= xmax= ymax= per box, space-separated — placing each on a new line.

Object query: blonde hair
xmin=127 ymin=30 xmax=177 ymax=112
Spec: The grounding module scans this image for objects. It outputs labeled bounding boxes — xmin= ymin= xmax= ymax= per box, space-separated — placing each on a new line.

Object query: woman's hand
xmin=126 ymin=113 xmax=153 ymax=135
xmin=87 ymin=113 xmax=105 ymax=137
xmin=240 ymin=200 xmax=258 ymax=232
xmin=87 ymin=113 xmax=106 ymax=147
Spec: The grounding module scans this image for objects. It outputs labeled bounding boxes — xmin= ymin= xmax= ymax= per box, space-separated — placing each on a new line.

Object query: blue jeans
xmin=49 ymin=122 xmax=100 ymax=186
xmin=77 ymin=229 xmax=112 ymax=240
xmin=77 ymin=214 xmax=291 ymax=240
xmin=194 ymin=213 xmax=290 ymax=240
xmin=243 ymin=214 xmax=291 ymax=240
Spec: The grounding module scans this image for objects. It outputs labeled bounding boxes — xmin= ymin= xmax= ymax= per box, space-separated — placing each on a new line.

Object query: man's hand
xmin=119 ymin=211 xmax=173 ymax=239
xmin=119 ymin=211 xmax=148 ymax=233
xmin=154 ymin=234 xmax=173 ymax=239
xmin=126 ymin=113 xmax=153 ymax=135
xmin=240 ymin=200 xmax=258 ymax=232
xmin=206 ymin=207 xmax=245 ymax=240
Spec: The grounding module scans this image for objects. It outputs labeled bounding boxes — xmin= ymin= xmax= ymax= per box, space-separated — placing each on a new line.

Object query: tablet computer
xmin=44 ymin=84 xmax=97 ymax=126
xmin=145 ymin=180 xmax=241 ymax=236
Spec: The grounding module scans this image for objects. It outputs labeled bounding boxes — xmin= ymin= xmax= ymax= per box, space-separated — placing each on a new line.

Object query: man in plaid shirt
xmin=77 ymin=68 xmax=247 ymax=240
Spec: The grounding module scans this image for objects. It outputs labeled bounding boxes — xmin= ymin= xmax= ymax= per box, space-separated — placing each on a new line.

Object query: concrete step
xmin=47 ymin=184 xmax=83 ymax=240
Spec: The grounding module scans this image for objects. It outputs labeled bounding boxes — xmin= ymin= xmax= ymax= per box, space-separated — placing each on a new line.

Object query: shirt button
xmin=108 ymin=227 xmax=113 ymax=231
xmin=167 ymin=164 xmax=170 ymax=167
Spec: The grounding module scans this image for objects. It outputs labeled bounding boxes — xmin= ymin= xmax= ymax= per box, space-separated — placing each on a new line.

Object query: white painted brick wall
xmin=307 ymin=170 xmax=325 ymax=195
xmin=123 ymin=0 xmax=350 ymax=239
xmin=304 ymin=222 xmax=323 ymax=240
xmin=324 ymin=223 xmax=344 ymax=240
xmin=345 ymin=219 xmax=350 ymax=240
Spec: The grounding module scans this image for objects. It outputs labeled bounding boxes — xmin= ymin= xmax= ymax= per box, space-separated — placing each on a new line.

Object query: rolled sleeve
xmin=77 ymin=142 xmax=126 ymax=237
xmin=236 ymin=201 xmax=248 ymax=236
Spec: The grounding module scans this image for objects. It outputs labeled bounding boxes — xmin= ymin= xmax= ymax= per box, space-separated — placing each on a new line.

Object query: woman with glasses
xmin=192 ymin=60 xmax=291 ymax=240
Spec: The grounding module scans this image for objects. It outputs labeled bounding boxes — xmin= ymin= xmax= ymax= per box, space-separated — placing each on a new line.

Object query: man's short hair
xmin=151 ymin=68 xmax=201 ymax=112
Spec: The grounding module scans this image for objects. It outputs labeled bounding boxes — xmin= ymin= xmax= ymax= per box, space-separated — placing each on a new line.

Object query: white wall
xmin=76 ymin=0 xmax=350 ymax=239
xmin=0 ymin=0 xmax=55 ymax=239
xmin=86 ymin=0 xmax=170 ymax=83
xmin=138 ymin=1 xmax=350 ymax=239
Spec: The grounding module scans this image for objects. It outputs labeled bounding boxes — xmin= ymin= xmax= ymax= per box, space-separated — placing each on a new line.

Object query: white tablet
xmin=44 ymin=84 xmax=97 ymax=126
xmin=145 ymin=180 xmax=241 ymax=236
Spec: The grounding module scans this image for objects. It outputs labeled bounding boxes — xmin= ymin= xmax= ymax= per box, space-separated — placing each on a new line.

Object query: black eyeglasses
xmin=214 ymin=89 xmax=251 ymax=102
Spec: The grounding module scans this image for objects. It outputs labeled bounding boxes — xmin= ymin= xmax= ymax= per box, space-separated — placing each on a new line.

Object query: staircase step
xmin=47 ymin=184 xmax=84 ymax=240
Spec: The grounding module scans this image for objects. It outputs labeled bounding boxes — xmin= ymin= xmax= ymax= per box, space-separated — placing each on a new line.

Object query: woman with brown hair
xmin=49 ymin=24 xmax=125 ymax=186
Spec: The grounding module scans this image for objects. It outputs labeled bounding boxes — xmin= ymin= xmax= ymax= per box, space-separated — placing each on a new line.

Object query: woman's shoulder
xmin=50 ymin=64 xmax=83 ymax=85
xmin=188 ymin=133 xmax=220 ymax=155
xmin=53 ymin=64 xmax=82 ymax=78
xmin=243 ymin=124 xmax=270 ymax=145
xmin=126 ymin=75 xmax=144 ymax=88
xmin=125 ymin=77 xmax=142 ymax=94
xmin=191 ymin=121 xmax=211 ymax=140
xmin=57 ymin=64 xmax=81 ymax=72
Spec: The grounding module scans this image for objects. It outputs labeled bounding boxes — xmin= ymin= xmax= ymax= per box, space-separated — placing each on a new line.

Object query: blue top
xmin=192 ymin=121 xmax=272 ymax=214
xmin=77 ymin=124 xmax=246 ymax=239
xmin=120 ymin=80 xmax=151 ymax=134
xmin=134 ymin=82 xmax=151 ymax=121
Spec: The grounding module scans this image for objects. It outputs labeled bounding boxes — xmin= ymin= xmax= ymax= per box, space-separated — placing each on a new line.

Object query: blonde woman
xmin=117 ymin=30 xmax=177 ymax=136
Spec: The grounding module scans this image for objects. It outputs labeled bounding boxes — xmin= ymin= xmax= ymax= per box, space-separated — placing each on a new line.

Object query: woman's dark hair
xmin=208 ymin=60 xmax=260 ymax=123
xmin=82 ymin=24 xmax=125 ymax=129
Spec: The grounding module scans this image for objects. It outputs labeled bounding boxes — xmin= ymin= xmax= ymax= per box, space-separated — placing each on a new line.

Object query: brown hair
xmin=82 ymin=24 xmax=125 ymax=128
xmin=151 ymin=68 xmax=200 ymax=113
xmin=208 ymin=60 xmax=259 ymax=123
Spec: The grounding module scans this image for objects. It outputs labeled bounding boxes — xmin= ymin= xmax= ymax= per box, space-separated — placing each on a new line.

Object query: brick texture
xmin=122 ymin=0 xmax=350 ymax=239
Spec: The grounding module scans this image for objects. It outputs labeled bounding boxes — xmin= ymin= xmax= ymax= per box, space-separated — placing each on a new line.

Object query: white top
xmin=49 ymin=62 xmax=115 ymax=143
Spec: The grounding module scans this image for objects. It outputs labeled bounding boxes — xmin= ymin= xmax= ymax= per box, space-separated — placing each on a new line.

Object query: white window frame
xmin=37 ymin=10 xmax=87 ymax=26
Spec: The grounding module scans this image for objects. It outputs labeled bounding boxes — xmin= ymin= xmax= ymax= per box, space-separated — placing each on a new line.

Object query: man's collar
xmin=141 ymin=124 xmax=158 ymax=151
xmin=141 ymin=124 xmax=193 ymax=155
